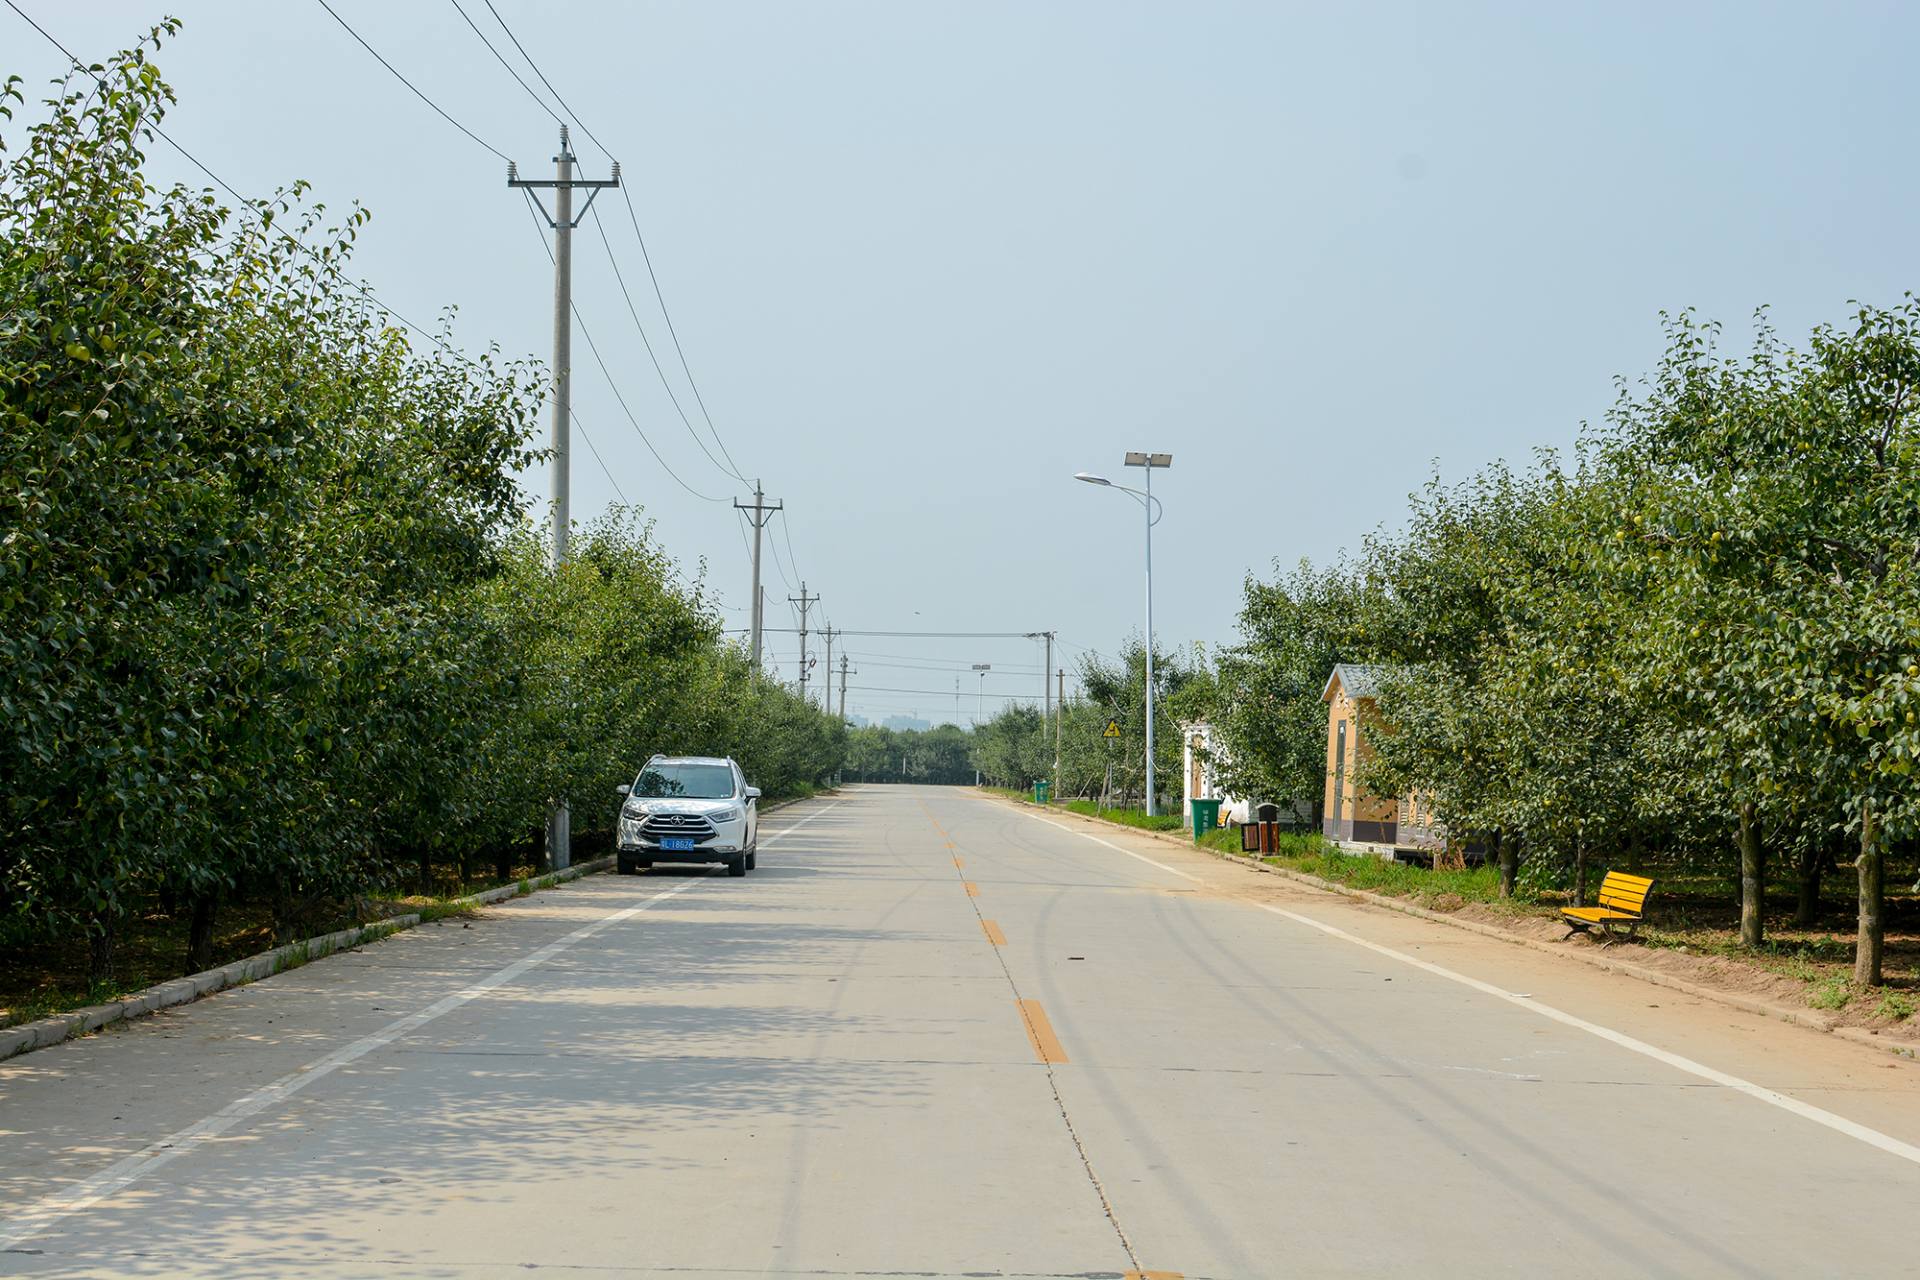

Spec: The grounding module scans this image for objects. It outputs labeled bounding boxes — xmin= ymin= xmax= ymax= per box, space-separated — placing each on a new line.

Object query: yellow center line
xmin=963 ymin=881 xmax=980 ymax=897
xmin=1126 ymin=1272 xmax=1185 ymax=1279
xmin=1017 ymin=998 xmax=1069 ymax=1065
xmin=981 ymin=919 xmax=1007 ymax=946
xmin=953 ymin=855 xmax=964 ymax=869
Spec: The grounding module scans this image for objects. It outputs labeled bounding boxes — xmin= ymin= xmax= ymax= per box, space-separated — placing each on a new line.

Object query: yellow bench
xmin=1561 ymin=871 xmax=1653 ymax=945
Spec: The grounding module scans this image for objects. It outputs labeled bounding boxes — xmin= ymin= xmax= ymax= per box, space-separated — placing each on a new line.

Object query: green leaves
xmin=1 ymin=33 xmax=844 ymax=968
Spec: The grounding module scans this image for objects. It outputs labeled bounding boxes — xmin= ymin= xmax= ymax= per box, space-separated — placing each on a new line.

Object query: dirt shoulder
xmin=990 ymin=791 xmax=1920 ymax=1063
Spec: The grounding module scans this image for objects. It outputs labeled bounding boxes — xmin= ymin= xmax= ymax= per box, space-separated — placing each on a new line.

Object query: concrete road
xmin=6 ymin=785 xmax=1920 ymax=1279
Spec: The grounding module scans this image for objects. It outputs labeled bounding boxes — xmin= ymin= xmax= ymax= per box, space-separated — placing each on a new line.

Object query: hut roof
xmin=1322 ymin=663 xmax=1386 ymax=702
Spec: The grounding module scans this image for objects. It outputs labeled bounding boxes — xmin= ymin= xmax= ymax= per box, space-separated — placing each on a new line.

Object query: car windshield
xmin=632 ymin=762 xmax=735 ymax=800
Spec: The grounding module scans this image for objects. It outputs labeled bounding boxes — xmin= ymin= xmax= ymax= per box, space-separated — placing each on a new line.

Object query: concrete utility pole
xmin=838 ymin=653 xmax=852 ymax=722
xmin=509 ymin=126 xmax=618 ymax=871
xmin=509 ymin=126 xmax=620 ymax=570
xmin=821 ymin=625 xmax=835 ymax=713
xmin=1026 ymin=632 xmax=1056 ymax=790
xmin=789 ymin=583 xmax=818 ymax=701
xmin=733 ymin=481 xmax=782 ymax=671
xmin=1056 ymin=667 xmax=1065 ymax=788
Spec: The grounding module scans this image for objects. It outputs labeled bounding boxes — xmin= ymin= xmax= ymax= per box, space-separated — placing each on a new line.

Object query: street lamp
xmin=972 ymin=663 xmax=991 ymax=723
xmin=1075 ymin=452 xmax=1171 ymax=814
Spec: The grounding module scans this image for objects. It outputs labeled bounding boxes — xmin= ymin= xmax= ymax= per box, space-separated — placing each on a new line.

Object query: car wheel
xmin=616 ymin=855 xmax=637 ymax=876
xmin=745 ymin=846 xmax=757 ymax=871
xmin=727 ymin=853 xmax=747 ymax=877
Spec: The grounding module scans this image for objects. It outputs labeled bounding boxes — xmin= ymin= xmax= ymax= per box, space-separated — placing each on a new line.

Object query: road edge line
xmin=981 ymin=791 xmax=1915 ymax=1064
xmin=1252 ymin=899 xmax=1920 ymax=1170
xmin=0 ymin=796 xmax=818 ymax=1065
xmin=0 ymin=872 xmax=719 ymax=1251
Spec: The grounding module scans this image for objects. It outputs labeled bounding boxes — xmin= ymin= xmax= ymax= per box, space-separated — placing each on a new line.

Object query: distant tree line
xmin=0 ymin=33 xmax=841 ymax=985
xmin=968 ymin=643 xmax=1214 ymax=806
xmin=842 ymin=723 xmax=974 ymax=784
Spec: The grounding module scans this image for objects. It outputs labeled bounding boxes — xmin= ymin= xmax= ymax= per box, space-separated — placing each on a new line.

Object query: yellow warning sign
xmin=1102 ymin=718 xmax=1122 ymax=739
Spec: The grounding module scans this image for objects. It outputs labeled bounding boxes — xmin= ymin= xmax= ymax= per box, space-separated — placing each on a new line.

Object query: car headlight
xmin=708 ymin=808 xmax=741 ymax=823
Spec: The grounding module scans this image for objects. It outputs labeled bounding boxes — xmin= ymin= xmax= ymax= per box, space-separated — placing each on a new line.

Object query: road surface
xmin=6 ymin=785 xmax=1920 ymax=1278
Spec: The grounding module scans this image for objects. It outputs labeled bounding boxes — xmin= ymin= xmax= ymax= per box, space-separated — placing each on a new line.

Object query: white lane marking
xmin=0 ymin=801 xmax=843 ymax=1250
xmin=1021 ymin=811 xmax=1204 ymax=884
xmin=759 ymin=802 xmax=841 ymax=848
xmin=1014 ymin=802 xmax=1920 ymax=1169
xmin=1254 ymin=901 xmax=1920 ymax=1169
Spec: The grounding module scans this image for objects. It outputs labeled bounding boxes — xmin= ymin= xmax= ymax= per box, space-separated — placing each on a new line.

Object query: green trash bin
xmin=1033 ymin=779 xmax=1051 ymax=805
xmin=1190 ymin=797 xmax=1223 ymax=842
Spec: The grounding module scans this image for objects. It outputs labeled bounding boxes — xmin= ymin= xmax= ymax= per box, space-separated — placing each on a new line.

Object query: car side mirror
xmin=745 ymin=786 xmax=762 ymax=799
xmin=615 ymin=783 xmax=630 ymax=797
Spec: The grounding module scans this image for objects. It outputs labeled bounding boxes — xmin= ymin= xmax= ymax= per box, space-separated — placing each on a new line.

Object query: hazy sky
xmin=12 ymin=2 xmax=1920 ymax=726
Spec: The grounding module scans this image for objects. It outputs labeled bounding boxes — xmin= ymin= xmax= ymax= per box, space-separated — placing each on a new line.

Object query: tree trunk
xmin=1625 ymin=830 xmax=1644 ymax=875
xmin=87 ymin=913 xmax=118 ymax=987
xmin=1738 ymin=801 xmax=1764 ymax=948
xmin=186 ymin=892 xmax=218 ymax=975
xmin=1855 ymin=803 xmax=1884 ymax=987
xmin=417 ymin=849 xmax=433 ymax=895
xmin=494 ymin=842 xmax=514 ymax=884
xmin=1572 ymin=841 xmax=1588 ymax=908
xmin=271 ymin=882 xmax=301 ymax=947
xmin=1794 ymin=839 xmax=1824 ymax=927
xmin=1496 ymin=831 xmax=1517 ymax=898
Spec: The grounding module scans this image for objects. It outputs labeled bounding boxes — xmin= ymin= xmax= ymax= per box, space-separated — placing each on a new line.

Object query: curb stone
xmin=989 ymin=792 xmax=1917 ymax=1065
xmin=0 ymin=795 xmax=813 ymax=1065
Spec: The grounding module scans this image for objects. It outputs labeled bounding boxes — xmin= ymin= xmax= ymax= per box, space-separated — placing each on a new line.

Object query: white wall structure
xmin=1179 ymin=721 xmax=1250 ymax=825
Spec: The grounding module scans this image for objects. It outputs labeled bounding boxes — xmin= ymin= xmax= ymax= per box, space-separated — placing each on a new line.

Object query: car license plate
xmin=662 ymin=836 xmax=695 ymax=852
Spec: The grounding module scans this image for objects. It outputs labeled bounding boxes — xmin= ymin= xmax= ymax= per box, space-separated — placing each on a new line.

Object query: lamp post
xmin=972 ymin=663 xmax=991 ymax=724
xmin=1075 ymin=452 xmax=1171 ymax=814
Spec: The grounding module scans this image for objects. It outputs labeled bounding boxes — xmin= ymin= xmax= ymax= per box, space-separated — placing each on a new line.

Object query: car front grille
xmin=641 ymin=812 xmax=717 ymax=842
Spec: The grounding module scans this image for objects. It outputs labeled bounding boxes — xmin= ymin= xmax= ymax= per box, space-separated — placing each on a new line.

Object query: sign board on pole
xmin=1102 ymin=718 xmax=1122 ymax=739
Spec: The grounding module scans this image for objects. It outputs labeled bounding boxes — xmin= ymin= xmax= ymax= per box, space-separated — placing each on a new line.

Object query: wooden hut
xmin=1321 ymin=664 xmax=1447 ymax=854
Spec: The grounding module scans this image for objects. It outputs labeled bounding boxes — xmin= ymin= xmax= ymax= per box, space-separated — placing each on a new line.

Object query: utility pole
xmin=838 ymin=653 xmax=852 ymax=722
xmin=1056 ymin=667 xmax=1065 ymax=788
xmin=733 ymin=481 xmax=782 ymax=671
xmin=1027 ymin=632 xmax=1057 ymax=790
xmin=789 ymin=583 xmax=818 ymax=701
xmin=509 ymin=126 xmax=618 ymax=872
xmin=821 ymin=625 xmax=835 ymax=713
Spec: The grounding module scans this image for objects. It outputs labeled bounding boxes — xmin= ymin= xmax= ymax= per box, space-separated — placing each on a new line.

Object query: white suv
xmin=615 ymin=755 xmax=761 ymax=877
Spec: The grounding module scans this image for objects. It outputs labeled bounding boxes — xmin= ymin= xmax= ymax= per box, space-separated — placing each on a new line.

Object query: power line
xmin=842 ymin=684 xmax=1044 ymax=701
xmin=476 ymin=0 xmax=750 ymax=490
xmin=616 ymin=185 xmax=746 ymax=482
xmin=850 ymin=656 xmax=1047 ymax=674
xmin=587 ymin=204 xmax=743 ymax=482
xmin=445 ymin=0 xmax=565 ymax=128
xmin=521 ymin=195 xmax=724 ymax=504
xmin=778 ymin=508 xmax=804 ymax=586
xmin=746 ymin=629 xmax=1053 ymax=639
xmin=7 ymin=1 xmax=636 ymax=542
xmin=733 ymin=508 xmax=756 ymax=568
xmin=481 ymin=0 xmax=613 ymax=158
xmin=568 ymin=408 xmax=631 ymax=506
xmin=301 ymin=0 xmax=696 ymax=520
xmin=843 ymin=645 xmax=1049 ymax=666
xmin=766 ymin=513 xmax=797 ymax=591
xmin=312 ymin=0 xmax=512 ymax=163
xmin=4 ymin=1 xmax=505 ymax=382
